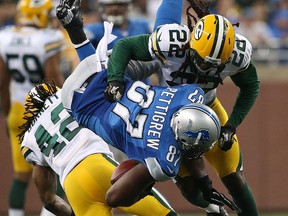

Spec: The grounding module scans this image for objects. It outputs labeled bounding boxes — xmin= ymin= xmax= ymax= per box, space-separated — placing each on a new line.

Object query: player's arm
xmin=106 ymin=162 xmax=155 ymax=207
xmin=175 ymin=158 xmax=241 ymax=213
xmin=0 ymin=56 xmax=11 ymax=116
xmin=229 ymin=61 xmax=260 ymax=128
xmin=32 ymin=163 xmax=74 ymax=216
xmin=56 ymin=0 xmax=96 ymax=61
xmin=107 ymin=35 xmax=153 ymax=83
xmin=45 ymin=52 xmax=64 ymax=87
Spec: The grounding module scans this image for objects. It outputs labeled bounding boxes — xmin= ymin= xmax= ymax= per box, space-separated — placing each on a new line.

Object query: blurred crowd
xmin=1 ymin=0 xmax=288 ymax=65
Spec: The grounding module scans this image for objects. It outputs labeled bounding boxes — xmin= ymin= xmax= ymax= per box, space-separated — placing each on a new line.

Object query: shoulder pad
xmin=230 ymin=34 xmax=253 ymax=71
xmin=149 ymin=24 xmax=190 ymax=63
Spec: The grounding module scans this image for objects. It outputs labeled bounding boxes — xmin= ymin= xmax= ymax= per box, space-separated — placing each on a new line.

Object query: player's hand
xmin=218 ymin=123 xmax=236 ymax=151
xmin=56 ymin=0 xmax=83 ymax=29
xmin=198 ymin=175 xmax=241 ymax=213
xmin=104 ymin=81 xmax=125 ymax=102
xmin=217 ymin=192 xmax=242 ymax=214
xmin=199 ymin=175 xmax=223 ymax=206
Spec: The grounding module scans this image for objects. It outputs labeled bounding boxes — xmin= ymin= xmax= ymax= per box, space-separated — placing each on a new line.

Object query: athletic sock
xmin=230 ymin=182 xmax=259 ymax=216
xmin=8 ymin=209 xmax=24 ymax=216
xmin=9 ymin=179 xmax=28 ymax=209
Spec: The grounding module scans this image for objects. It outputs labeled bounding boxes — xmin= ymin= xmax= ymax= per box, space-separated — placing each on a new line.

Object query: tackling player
xmin=56 ymin=0 xmax=241 ymax=211
xmin=55 ymin=0 xmax=241 ymax=215
xmin=0 ymin=0 xmax=65 ymax=215
xmin=17 ymin=82 xmax=179 ymax=216
xmin=104 ymin=1 xmax=260 ymax=216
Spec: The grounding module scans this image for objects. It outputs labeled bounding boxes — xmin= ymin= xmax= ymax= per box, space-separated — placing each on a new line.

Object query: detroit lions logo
xmin=181 ymin=120 xmax=210 ymax=145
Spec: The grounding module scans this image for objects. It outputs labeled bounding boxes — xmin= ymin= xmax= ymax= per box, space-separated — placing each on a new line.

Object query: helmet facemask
xmin=189 ymin=14 xmax=235 ymax=77
xmin=173 ymin=118 xmax=217 ymax=159
xmin=187 ymin=48 xmax=230 ymax=77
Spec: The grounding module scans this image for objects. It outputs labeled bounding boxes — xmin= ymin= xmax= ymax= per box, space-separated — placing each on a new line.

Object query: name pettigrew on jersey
xmin=146 ymin=87 xmax=178 ymax=150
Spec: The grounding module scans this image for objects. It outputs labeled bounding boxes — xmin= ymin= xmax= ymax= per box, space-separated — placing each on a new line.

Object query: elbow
xmin=40 ymin=192 xmax=55 ymax=210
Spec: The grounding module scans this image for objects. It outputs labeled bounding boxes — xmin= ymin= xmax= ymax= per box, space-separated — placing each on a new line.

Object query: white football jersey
xmin=148 ymin=24 xmax=252 ymax=104
xmin=0 ymin=26 xmax=65 ymax=105
xmin=21 ymin=90 xmax=113 ymax=187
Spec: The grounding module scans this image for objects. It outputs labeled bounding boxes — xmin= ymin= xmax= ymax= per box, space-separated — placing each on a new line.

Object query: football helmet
xmin=171 ymin=103 xmax=221 ymax=159
xmin=17 ymin=0 xmax=54 ymax=28
xmin=98 ymin=0 xmax=132 ymax=26
xmin=189 ymin=14 xmax=235 ymax=74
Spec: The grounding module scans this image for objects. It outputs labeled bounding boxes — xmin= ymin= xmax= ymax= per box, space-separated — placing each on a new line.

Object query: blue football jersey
xmin=85 ymin=19 xmax=151 ymax=49
xmin=70 ymin=70 xmax=205 ymax=180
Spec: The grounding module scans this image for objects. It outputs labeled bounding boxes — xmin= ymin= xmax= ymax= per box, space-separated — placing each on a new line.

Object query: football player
xmin=84 ymin=0 xmax=151 ymax=50
xmin=103 ymin=1 xmax=260 ymax=216
xmin=0 ymin=0 xmax=65 ymax=215
xmin=56 ymin=0 xmax=241 ymax=211
xmin=18 ymin=82 xmax=179 ymax=216
xmin=56 ymin=0 xmax=242 ymax=215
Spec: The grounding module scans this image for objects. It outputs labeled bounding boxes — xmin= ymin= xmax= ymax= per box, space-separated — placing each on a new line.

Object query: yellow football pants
xmin=7 ymin=102 xmax=33 ymax=173
xmin=64 ymin=154 xmax=173 ymax=216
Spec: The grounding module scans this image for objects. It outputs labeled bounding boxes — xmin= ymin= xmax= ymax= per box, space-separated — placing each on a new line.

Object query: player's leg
xmin=154 ymin=0 xmax=183 ymax=30
xmin=204 ymin=98 xmax=259 ymax=216
xmin=64 ymin=153 xmax=178 ymax=216
xmin=106 ymin=154 xmax=178 ymax=216
xmin=118 ymin=187 xmax=178 ymax=216
xmin=64 ymin=154 xmax=114 ymax=216
xmin=8 ymin=102 xmax=32 ymax=216
xmin=40 ymin=177 xmax=66 ymax=216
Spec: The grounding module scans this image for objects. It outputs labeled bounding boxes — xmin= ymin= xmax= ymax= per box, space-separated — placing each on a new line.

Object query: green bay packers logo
xmin=194 ymin=20 xmax=204 ymax=40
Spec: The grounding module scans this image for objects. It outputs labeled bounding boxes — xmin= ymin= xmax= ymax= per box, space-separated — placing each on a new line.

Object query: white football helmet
xmin=171 ymin=103 xmax=221 ymax=158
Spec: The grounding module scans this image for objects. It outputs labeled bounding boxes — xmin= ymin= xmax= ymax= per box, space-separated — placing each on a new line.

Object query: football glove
xmin=56 ymin=0 xmax=86 ymax=44
xmin=218 ymin=122 xmax=236 ymax=151
xmin=198 ymin=175 xmax=241 ymax=213
xmin=56 ymin=0 xmax=82 ymax=28
xmin=104 ymin=81 xmax=125 ymax=102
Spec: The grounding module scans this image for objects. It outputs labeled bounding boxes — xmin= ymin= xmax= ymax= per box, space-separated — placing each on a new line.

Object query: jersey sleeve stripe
xmin=21 ymin=146 xmax=32 ymax=159
xmin=45 ymin=40 xmax=64 ymax=53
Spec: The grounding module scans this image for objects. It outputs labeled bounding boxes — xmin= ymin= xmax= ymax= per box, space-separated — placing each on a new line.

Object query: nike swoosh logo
xmin=167 ymin=166 xmax=174 ymax=174
xmin=157 ymin=32 xmax=162 ymax=42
